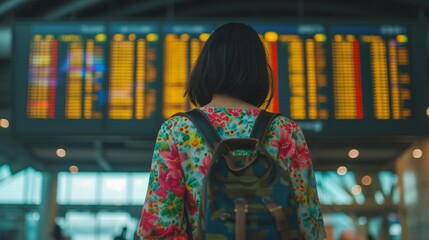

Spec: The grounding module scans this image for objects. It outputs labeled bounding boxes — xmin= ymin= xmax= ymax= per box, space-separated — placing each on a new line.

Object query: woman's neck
xmin=203 ymin=95 xmax=258 ymax=109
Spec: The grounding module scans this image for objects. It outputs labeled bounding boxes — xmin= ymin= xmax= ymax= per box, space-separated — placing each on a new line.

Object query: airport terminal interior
xmin=0 ymin=0 xmax=429 ymax=239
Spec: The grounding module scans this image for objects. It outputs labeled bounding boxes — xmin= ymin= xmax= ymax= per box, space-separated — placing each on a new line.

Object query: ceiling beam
xmin=0 ymin=0 xmax=31 ymax=17
xmin=390 ymin=0 xmax=429 ymax=8
xmin=0 ymin=138 xmax=46 ymax=172
xmin=176 ymin=1 xmax=391 ymax=18
xmin=44 ymin=0 xmax=106 ymax=20
xmin=112 ymin=0 xmax=193 ymax=17
xmin=95 ymin=141 xmax=112 ymax=171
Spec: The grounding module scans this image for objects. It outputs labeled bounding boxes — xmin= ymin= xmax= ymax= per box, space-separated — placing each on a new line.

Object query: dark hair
xmin=185 ymin=23 xmax=274 ymax=108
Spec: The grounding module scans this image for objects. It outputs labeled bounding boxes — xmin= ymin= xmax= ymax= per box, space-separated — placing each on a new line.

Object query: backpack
xmin=177 ymin=109 xmax=303 ymax=240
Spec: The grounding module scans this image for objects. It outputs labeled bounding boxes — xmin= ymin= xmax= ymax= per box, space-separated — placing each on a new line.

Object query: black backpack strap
xmin=172 ymin=109 xmax=222 ymax=150
xmin=250 ymin=110 xmax=281 ymax=142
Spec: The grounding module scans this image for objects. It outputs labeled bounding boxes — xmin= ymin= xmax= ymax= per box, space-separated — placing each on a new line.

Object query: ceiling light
xmin=337 ymin=166 xmax=348 ymax=175
xmin=412 ymin=149 xmax=423 ymax=159
xmin=56 ymin=148 xmax=66 ymax=158
xmin=348 ymin=149 xmax=359 ymax=159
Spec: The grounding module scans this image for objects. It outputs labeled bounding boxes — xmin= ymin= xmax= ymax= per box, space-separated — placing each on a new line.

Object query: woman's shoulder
xmin=161 ymin=108 xmax=302 ymax=136
xmin=266 ymin=112 xmax=300 ymax=130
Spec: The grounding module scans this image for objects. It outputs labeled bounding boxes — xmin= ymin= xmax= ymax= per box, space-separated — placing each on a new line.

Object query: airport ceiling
xmin=0 ymin=0 xmax=428 ymax=174
xmin=0 ymin=0 xmax=428 ymax=21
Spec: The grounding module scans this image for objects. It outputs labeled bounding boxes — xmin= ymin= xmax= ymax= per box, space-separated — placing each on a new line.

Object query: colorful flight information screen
xmin=14 ymin=23 xmax=107 ymax=134
xmin=13 ymin=22 xmax=427 ymax=136
xmin=255 ymin=24 xmax=330 ymax=120
xmin=108 ymin=23 xmax=159 ymax=121
xmin=26 ymin=24 xmax=106 ymax=120
xmin=162 ymin=23 xmax=212 ymax=118
xmin=331 ymin=25 xmax=412 ymax=120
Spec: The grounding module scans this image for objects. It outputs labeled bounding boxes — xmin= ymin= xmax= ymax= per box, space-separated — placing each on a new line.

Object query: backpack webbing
xmin=180 ymin=109 xmax=280 ymax=150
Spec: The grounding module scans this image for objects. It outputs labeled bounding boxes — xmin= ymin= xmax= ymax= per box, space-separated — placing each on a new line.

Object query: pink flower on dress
xmin=186 ymin=191 xmax=199 ymax=216
xmin=159 ymin=144 xmax=186 ymax=169
xmin=139 ymin=209 xmax=158 ymax=236
xmin=226 ymin=108 xmax=243 ymax=117
xmin=280 ymin=120 xmax=293 ymax=133
xmin=154 ymin=224 xmax=181 ymax=239
xmin=205 ymin=107 xmax=215 ymax=114
xmin=291 ymin=142 xmax=312 ymax=169
xmin=206 ymin=111 xmax=229 ymax=128
xmin=198 ymin=155 xmax=211 ymax=175
xmin=270 ymin=128 xmax=294 ymax=160
xmin=249 ymin=108 xmax=261 ymax=117
xmin=155 ymin=167 xmax=184 ymax=198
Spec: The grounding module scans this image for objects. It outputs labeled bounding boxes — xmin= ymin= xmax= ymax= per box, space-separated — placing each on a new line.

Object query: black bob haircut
xmin=185 ymin=23 xmax=274 ymax=108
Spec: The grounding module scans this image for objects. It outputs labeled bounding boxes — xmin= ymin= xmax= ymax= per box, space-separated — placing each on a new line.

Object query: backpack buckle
xmin=234 ymin=197 xmax=248 ymax=213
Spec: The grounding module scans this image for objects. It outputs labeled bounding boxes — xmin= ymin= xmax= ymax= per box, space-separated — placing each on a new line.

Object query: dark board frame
xmin=12 ymin=20 xmax=429 ymax=138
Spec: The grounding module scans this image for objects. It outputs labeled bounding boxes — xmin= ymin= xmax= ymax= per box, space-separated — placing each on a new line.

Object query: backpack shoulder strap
xmin=250 ymin=110 xmax=281 ymax=142
xmin=172 ymin=109 xmax=221 ymax=150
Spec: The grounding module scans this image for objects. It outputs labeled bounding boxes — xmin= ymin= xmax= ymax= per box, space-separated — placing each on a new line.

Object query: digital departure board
xmin=13 ymin=21 xmax=428 ymax=136
xmin=255 ymin=24 xmax=330 ymax=120
xmin=324 ymin=24 xmax=426 ymax=136
xmin=106 ymin=23 xmax=160 ymax=134
xmin=331 ymin=25 xmax=412 ymax=120
xmin=162 ymin=23 xmax=212 ymax=118
xmin=15 ymin=23 xmax=107 ymax=134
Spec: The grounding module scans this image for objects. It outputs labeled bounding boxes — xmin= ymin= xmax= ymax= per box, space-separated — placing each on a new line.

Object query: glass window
xmin=60 ymin=211 xmax=139 ymax=240
xmin=70 ymin=173 xmax=97 ymax=204
xmin=64 ymin=212 xmax=96 ymax=240
xmin=97 ymin=212 xmax=134 ymax=239
xmin=25 ymin=212 xmax=40 ymax=240
xmin=316 ymin=171 xmax=354 ymax=205
xmin=24 ymin=168 xmax=42 ymax=204
xmin=0 ymin=169 xmax=25 ymax=203
xmin=100 ymin=173 xmax=128 ymax=204
xmin=131 ymin=172 xmax=150 ymax=204
xmin=0 ymin=165 xmax=11 ymax=180
xmin=57 ymin=172 xmax=70 ymax=204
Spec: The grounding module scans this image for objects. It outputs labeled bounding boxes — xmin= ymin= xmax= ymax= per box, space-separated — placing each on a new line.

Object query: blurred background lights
xmin=362 ymin=175 xmax=372 ymax=186
xmin=69 ymin=165 xmax=79 ymax=173
xmin=264 ymin=31 xmax=278 ymax=42
xmin=351 ymin=185 xmax=362 ymax=195
xmin=426 ymin=107 xmax=429 ymax=116
xmin=389 ymin=223 xmax=402 ymax=236
xmin=128 ymin=33 xmax=136 ymax=41
xmin=348 ymin=149 xmax=359 ymax=158
xmin=0 ymin=118 xmax=9 ymax=128
xmin=199 ymin=33 xmax=210 ymax=42
xmin=337 ymin=166 xmax=348 ymax=175
xmin=412 ymin=148 xmax=423 ymax=158
xmin=146 ymin=33 xmax=159 ymax=42
xmin=56 ymin=148 xmax=66 ymax=158
xmin=95 ymin=33 xmax=106 ymax=42
xmin=358 ymin=216 xmax=367 ymax=225
xmin=180 ymin=33 xmax=190 ymax=41
xmin=396 ymin=34 xmax=408 ymax=43
xmin=314 ymin=33 xmax=326 ymax=42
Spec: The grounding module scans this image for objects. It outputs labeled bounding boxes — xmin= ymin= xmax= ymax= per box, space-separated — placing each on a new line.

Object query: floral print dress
xmin=138 ymin=107 xmax=326 ymax=240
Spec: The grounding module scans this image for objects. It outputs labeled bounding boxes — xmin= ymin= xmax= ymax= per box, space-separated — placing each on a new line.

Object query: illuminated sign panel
xmin=331 ymin=25 xmax=412 ymax=120
xmin=27 ymin=24 xmax=106 ymax=120
xmin=254 ymin=24 xmax=329 ymax=120
xmin=108 ymin=24 xmax=158 ymax=120
xmin=15 ymin=23 xmax=107 ymax=134
xmin=162 ymin=24 xmax=212 ymax=118
xmin=105 ymin=23 xmax=161 ymax=134
xmin=14 ymin=22 xmax=427 ymax=136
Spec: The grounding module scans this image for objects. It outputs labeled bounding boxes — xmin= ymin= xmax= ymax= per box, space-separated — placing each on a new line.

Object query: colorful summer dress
xmin=138 ymin=107 xmax=326 ymax=240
